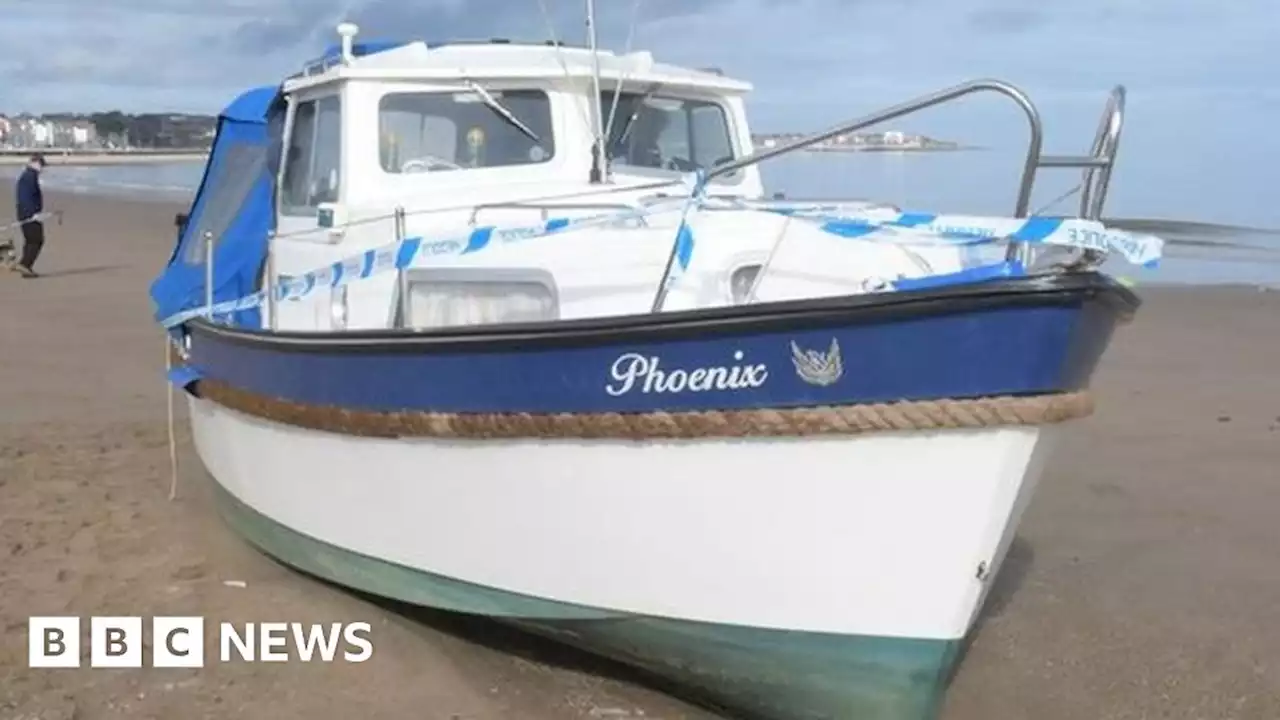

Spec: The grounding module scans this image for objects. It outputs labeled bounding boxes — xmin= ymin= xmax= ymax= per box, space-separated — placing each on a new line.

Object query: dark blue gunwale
xmin=183 ymin=273 xmax=1138 ymax=414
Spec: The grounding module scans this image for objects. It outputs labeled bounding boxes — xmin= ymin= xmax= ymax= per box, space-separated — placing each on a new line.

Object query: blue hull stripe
xmin=186 ymin=285 xmax=1131 ymax=415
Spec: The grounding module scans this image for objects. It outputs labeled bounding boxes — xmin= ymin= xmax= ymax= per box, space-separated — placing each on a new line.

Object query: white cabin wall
xmin=268 ymin=83 xmax=351 ymax=333
xmin=722 ymin=96 xmax=764 ymax=197
xmin=270 ymin=78 xmax=596 ymax=331
xmin=265 ymin=68 xmax=847 ymax=334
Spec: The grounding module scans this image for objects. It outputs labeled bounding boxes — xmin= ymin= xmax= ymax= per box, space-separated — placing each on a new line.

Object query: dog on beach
xmin=2 ymin=211 xmax=62 ymax=274
xmin=0 ymin=226 xmax=18 ymax=269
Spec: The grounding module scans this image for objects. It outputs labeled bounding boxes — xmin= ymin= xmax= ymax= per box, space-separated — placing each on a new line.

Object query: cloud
xmin=964 ymin=8 xmax=1045 ymax=34
xmin=0 ymin=0 xmax=1273 ymax=136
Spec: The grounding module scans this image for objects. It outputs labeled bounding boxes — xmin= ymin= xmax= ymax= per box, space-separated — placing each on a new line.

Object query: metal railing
xmin=1077 ymin=85 xmax=1125 ymax=221
xmin=265 ymin=231 xmax=278 ymax=330
xmin=265 ymin=182 xmax=682 ymax=245
xmin=393 ymin=207 xmax=410 ymax=325
xmin=649 ymin=79 xmax=1129 ymax=310
xmin=704 ymin=78 xmax=1125 ymax=224
xmin=466 ymin=201 xmax=649 ymax=226
xmin=203 ymin=231 xmax=215 ymax=318
xmin=705 ymin=79 xmax=1045 ymax=213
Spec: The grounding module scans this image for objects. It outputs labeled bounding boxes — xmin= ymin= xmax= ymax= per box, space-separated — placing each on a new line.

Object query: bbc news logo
xmin=28 ymin=617 xmax=373 ymax=668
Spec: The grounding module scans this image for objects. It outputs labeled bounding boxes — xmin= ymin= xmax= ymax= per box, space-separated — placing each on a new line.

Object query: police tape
xmin=157 ymin=199 xmax=685 ymax=328
xmin=160 ymin=197 xmax=1164 ymax=328
xmin=698 ymin=204 xmax=1163 ymax=268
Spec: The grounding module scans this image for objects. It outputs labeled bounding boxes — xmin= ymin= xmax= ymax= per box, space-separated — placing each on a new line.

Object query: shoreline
xmin=15 ymin=187 xmax=1278 ymax=291
xmin=0 ymin=153 xmax=207 ymax=167
xmin=800 ymin=144 xmax=981 ymax=153
xmin=0 ymin=174 xmax=1272 ymax=290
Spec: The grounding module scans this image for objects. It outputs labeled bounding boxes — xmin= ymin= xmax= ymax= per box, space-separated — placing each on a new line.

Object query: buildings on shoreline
xmin=1 ymin=112 xmax=955 ymax=157
xmin=0 ymin=113 xmax=215 ymax=152
xmin=752 ymin=130 xmax=962 ymax=152
xmin=0 ymin=115 xmax=96 ymax=149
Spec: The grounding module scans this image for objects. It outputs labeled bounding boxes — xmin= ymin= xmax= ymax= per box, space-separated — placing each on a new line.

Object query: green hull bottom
xmin=214 ymin=484 xmax=961 ymax=720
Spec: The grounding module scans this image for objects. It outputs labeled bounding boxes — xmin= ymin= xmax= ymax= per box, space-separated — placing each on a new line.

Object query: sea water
xmin=2 ymin=148 xmax=1277 ymax=288
xmin=0 ymin=161 xmax=204 ymax=203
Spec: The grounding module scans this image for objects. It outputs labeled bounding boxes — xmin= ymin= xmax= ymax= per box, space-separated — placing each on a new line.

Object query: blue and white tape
xmin=694 ymin=201 xmax=1163 ymax=268
xmin=775 ymin=209 xmax=1163 ymax=268
xmin=158 ymin=201 xmax=679 ymax=328
xmin=161 ymin=188 xmax=1164 ymax=329
xmin=657 ymin=170 xmax=710 ymax=297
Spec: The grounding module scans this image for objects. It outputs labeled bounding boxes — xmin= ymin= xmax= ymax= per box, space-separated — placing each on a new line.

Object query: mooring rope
xmin=194 ymin=378 xmax=1093 ymax=440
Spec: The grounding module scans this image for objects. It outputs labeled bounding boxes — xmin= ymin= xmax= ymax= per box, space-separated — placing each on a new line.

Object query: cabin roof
xmin=286 ymin=39 xmax=753 ymax=94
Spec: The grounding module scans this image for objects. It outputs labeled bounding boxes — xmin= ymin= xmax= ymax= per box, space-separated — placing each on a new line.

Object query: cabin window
xmin=378 ymin=90 xmax=556 ymax=173
xmin=281 ymin=95 xmax=342 ymax=215
xmin=602 ymin=92 xmax=736 ymax=173
xmin=181 ymin=140 xmax=269 ymax=264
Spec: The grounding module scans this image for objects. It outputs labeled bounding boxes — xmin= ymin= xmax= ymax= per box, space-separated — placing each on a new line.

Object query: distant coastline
xmin=0 ymin=148 xmax=207 ymax=166
xmin=0 ymin=130 xmax=969 ymax=168
xmin=751 ymin=131 xmax=969 ymax=153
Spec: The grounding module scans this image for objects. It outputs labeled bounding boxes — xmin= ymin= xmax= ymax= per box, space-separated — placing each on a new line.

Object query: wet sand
xmin=1 ymin=192 xmax=1278 ymax=719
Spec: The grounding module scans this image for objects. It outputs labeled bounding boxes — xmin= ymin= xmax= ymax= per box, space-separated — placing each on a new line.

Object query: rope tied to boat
xmin=193 ymin=378 xmax=1094 ymax=440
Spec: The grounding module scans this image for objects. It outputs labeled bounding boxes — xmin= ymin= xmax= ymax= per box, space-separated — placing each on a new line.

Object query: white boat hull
xmin=189 ymin=394 xmax=1056 ymax=643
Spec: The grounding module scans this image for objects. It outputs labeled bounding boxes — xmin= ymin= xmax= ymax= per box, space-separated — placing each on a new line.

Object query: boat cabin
xmin=209 ymin=24 xmax=959 ymax=335
xmin=156 ymin=22 xmax=1147 ymax=362
xmin=257 ymin=24 xmax=870 ymax=333
xmin=274 ymin=26 xmax=763 ymax=239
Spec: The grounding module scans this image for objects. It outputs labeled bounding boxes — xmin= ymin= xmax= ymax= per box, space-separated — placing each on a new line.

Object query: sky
xmin=0 ymin=0 xmax=1275 ymax=227
xmin=1 ymin=0 xmax=1274 ymax=122
xmin=2 ymin=0 xmax=1277 ymax=220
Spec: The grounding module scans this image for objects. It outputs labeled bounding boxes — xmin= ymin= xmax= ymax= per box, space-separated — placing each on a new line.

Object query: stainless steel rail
xmin=650 ymin=78 xmax=1129 ymax=310
xmin=466 ymin=201 xmax=647 ymax=226
xmin=203 ymin=231 xmax=215 ymax=318
xmin=393 ymin=207 xmax=410 ymax=326
xmin=1079 ymin=85 xmax=1125 ymax=221
xmin=265 ymin=231 xmax=278 ymax=330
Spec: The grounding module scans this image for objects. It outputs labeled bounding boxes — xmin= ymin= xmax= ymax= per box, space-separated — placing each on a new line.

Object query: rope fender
xmin=193 ymin=378 xmax=1094 ymax=440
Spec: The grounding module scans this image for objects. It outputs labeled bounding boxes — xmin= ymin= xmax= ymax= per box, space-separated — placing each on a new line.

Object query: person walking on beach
xmin=13 ymin=153 xmax=47 ymax=278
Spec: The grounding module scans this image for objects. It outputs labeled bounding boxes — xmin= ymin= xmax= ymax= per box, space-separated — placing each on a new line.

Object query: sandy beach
xmin=1 ymin=191 xmax=1278 ymax=719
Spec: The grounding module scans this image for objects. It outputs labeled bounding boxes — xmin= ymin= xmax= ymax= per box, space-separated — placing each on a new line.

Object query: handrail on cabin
xmin=466 ymin=201 xmax=647 ymax=226
xmin=647 ymin=79 xmax=1130 ymax=312
xmin=705 ymin=79 xmax=1044 ymax=220
xmin=702 ymin=78 xmax=1127 ymax=266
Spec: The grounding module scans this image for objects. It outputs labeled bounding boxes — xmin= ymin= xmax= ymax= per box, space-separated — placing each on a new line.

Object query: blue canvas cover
xmin=149 ymin=85 xmax=283 ymax=329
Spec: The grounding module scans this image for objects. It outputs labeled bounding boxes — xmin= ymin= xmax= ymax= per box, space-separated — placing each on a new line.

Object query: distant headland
xmin=751 ymin=130 xmax=965 ymax=152
xmin=1 ymin=108 xmax=966 ymax=165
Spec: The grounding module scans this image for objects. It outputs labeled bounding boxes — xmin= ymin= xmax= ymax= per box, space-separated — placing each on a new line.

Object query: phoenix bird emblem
xmin=790 ymin=338 xmax=843 ymax=386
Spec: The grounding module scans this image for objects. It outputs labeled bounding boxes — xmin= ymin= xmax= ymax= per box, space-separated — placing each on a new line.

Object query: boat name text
xmin=605 ymin=351 xmax=768 ymax=396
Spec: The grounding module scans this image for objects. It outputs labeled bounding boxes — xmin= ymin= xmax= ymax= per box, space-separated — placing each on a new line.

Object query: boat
xmin=151 ymin=18 xmax=1163 ymax=720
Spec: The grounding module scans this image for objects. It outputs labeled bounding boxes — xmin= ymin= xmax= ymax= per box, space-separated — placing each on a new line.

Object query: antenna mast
xmin=585 ymin=0 xmax=608 ymax=183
